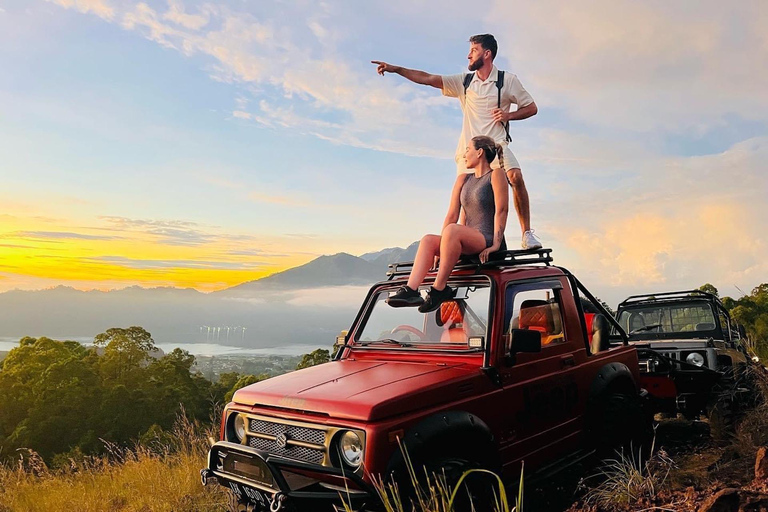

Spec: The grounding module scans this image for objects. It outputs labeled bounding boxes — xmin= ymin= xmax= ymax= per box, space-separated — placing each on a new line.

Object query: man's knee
xmin=505 ymin=168 xmax=525 ymax=188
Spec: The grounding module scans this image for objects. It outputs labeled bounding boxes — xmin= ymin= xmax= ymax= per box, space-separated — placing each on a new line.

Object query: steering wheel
xmin=390 ymin=325 xmax=426 ymax=341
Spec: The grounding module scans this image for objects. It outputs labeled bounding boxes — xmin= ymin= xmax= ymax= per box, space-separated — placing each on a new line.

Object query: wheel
xmin=592 ymin=392 xmax=653 ymax=458
xmin=707 ymin=395 xmax=736 ymax=443
xmin=391 ymin=443 xmax=500 ymax=512
xmin=424 ymin=455 xmax=498 ymax=512
xmin=390 ymin=325 xmax=425 ymax=341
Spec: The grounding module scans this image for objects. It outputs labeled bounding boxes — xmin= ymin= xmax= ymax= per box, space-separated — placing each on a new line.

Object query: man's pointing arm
xmin=371 ymin=61 xmax=443 ymax=89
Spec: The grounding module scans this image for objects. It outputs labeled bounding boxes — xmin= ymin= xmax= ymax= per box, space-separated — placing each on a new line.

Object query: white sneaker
xmin=522 ymin=230 xmax=543 ymax=250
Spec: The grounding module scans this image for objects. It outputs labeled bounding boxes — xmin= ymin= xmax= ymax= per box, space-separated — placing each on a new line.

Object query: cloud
xmin=248 ymin=191 xmax=312 ymax=207
xmin=284 ymin=285 xmax=370 ymax=308
xmin=92 ymin=256 xmax=267 ymax=271
xmin=49 ymin=0 xmax=458 ymax=158
xmin=99 ymin=216 xmax=216 ymax=246
xmin=488 ymin=0 xmax=768 ymax=133
xmin=0 ymin=243 xmax=37 ymax=249
xmin=162 ymin=0 xmax=210 ymax=30
xmin=48 ymin=0 xmax=114 ymax=20
xmin=542 ymin=137 xmax=768 ymax=303
xmin=12 ymin=231 xmax=122 ymax=241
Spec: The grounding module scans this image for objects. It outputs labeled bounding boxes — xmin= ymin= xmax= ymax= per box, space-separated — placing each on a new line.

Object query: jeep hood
xmin=232 ymin=359 xmax=480 ymax=422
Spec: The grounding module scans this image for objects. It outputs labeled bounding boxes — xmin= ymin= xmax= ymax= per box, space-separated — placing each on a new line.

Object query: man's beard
xmin=468 ymin=57 xmax=484 ymax=71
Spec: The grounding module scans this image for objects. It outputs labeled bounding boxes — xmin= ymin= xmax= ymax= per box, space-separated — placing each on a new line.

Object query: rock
xmin=698 ymin=488 xmax=740 ymax=512
xmin=756 ymin=447 xmax=768 ymax=480
xmin=741 ymin=495 xmax=768 ymax=512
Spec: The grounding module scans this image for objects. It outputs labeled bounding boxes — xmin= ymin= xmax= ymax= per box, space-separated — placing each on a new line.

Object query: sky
xmin=0 ymin=0 xmax=766 ymax=305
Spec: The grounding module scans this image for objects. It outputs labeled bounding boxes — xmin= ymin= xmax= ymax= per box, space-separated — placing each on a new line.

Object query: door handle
xmin=561 ymin=355 xmax=575 ymax=368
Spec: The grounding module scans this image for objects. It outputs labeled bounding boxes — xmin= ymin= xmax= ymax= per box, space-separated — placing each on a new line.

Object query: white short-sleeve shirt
xmin=442 ymin=66 xmax=533 ymax=173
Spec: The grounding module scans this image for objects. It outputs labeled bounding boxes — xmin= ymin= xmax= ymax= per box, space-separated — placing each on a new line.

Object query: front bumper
xmin=202 ymin=441 xmax=377 ymax=511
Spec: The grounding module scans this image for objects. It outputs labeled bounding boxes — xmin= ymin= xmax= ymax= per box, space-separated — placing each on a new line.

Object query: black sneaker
xmin=418 ymin=286 xmax=455 ymax=313
xmin=386 ymin=286 xmax=424 ymax=308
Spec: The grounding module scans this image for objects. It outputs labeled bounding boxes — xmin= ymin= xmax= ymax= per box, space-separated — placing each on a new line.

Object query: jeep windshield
xmin=616 ymin=300 xmax=718 ymax=340
xmin=354 ymin=282 xmax=490 ymax=350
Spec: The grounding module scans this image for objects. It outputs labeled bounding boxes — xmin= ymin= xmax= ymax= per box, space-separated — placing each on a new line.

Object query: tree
xmin=224 ymin=374 xmax=269 ymax=403
xmin=718 ymin=283 xmax=768 ymax=360
xmin=698 ymin=283 xmax=719 ymax=297
xmin=96 ymin=327 xmax=156 ymax=383
xmin=296 ymin=348 xmax=330 ymax=370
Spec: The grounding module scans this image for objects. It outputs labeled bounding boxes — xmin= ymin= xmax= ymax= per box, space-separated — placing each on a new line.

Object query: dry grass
xmin=360 ymin=442 xmax=521 ymax=512
xmin=0 ymin=412 xmax=229 ymax=512
xmin=582 ymin=439 xmax=675 ymax=510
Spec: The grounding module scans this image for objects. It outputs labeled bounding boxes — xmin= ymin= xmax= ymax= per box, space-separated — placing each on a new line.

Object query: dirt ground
xmin=524 ymin=417 xmax=768 ymax=512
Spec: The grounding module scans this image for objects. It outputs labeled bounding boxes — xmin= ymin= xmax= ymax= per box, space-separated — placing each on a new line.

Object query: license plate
xmin=227 ymin=481 xmax=270 ymax=509
xmin=223 ymin=452 xmax=276 ymax=489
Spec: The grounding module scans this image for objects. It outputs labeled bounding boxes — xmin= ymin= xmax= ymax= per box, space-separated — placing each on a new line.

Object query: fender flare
xmin=384 ymin=410 xmax=499 ymax=477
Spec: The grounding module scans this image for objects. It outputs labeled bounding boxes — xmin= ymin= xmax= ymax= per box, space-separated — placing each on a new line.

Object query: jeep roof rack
xmin=619 ymin=290 xmax=723 ymax=307
xmin=386 ymin=247 xmax=553 ymax=280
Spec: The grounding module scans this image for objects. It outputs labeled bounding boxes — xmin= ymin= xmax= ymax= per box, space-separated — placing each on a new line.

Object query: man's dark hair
xmin=469 ymin=34 xmax=498 ymax=60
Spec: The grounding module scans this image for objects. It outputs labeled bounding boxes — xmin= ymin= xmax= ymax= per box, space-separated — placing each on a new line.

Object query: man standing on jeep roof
xmin=372 ymin=34 xmax=542 ymax=250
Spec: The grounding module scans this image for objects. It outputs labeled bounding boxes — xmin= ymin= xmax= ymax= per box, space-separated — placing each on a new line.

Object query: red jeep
xmin=202 ymin=249 xmax=649 ymax=511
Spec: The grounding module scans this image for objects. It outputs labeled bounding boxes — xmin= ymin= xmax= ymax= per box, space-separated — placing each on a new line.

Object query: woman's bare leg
xmin=433 ymin=224 xmax=487 ymax=290
xmin=406 ymin=234 xmax=441 ymax=290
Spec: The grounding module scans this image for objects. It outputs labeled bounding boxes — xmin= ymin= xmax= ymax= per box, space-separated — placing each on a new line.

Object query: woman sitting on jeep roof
xmin=387 ymin=135 xmax=509 ymax=313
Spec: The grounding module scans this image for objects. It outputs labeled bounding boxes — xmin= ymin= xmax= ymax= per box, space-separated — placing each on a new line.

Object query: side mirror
xmin=506 ymin=329 xmax=542 ymax=365
xmin=335 ymin=330 xmax=349 ymax=347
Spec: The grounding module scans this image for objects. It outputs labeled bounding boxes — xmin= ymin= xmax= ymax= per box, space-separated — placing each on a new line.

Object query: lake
xmin=0 ymin=338 xmax=321 ymax=357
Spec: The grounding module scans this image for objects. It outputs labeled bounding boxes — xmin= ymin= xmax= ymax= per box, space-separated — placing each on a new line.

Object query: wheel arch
xmin=384 ymin=410 xmax=499 ymax=477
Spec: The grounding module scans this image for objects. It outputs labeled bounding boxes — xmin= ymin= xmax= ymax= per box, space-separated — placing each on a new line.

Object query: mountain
xmin=221 ymin=253 xmax=381 ymax=295
xmin=360 ymin=242 xmax=420 ymax=268
xmin=0 ymin=243 xmax=419 ymax=350
xmin=220 ymin=242 xmax=419 ymax=296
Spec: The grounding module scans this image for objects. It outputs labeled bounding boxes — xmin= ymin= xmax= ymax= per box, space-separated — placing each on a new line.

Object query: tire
xmin=395 ymin=443 xmax=500 ymax=512
xmin=707 ymin=395 xmax=736 ymax=444
xmin=425 ymin=455 xmax=497 ymax=512
xmin=593 ymin=392 xmax=653 ymax=459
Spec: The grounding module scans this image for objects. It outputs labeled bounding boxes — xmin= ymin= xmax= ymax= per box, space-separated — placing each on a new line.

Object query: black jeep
xmin=615 ymin=290 xmax=755 ymax=422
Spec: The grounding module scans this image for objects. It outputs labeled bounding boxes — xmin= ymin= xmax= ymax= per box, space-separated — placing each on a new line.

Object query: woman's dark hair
xmin=469 ymin=34 xmax=498 ymax=59
xmin=472 ymin=135 xmax=505 ymax=169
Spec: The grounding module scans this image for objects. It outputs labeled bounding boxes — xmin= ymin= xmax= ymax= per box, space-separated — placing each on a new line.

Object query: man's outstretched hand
xmin=372 ymin=61 xmax=396 ymax=75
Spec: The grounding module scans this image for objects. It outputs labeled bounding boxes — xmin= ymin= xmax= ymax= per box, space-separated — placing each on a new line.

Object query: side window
xmin=718 ymin=310 xmax=731 ymax=342
xmin=505 ymin=285 xmax=565 ymax=350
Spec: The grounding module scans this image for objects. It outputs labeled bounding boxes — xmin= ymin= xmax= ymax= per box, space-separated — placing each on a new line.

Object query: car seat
xmin=438 ymin=300 xmax=466 ymax=343
xmin=590 ymin=314 xmax=610 ymax=353
xmin=519 ymin=299 xmax=563 ymax=345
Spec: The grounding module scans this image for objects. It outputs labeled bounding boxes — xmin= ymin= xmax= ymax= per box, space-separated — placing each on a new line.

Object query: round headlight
xmin=686 ymin=352 xmax=705 ymax=367
xmin=233 ymin=414 xmax=246 ymax=442
xmin=339 ymin=431 xmax=363 ymax=468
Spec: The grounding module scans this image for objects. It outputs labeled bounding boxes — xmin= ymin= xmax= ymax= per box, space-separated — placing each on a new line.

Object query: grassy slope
xmin=0 ymin=416 xmax=229 ymax=512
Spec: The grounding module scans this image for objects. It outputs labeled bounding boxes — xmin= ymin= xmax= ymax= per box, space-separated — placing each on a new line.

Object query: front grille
xmin=249 ymin=419 xmax=326 ymax=445
xmin=249 ymin=436 xmax=325 ymax=465
xmin=247 ymin=418 xmax=326 ymax=465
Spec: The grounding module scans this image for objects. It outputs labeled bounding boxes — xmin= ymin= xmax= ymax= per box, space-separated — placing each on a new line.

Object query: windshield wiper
xmin=630 ymin=324 xmax=663 ymax=335
xmin=357 ymin=339 xmax=413 ymax=347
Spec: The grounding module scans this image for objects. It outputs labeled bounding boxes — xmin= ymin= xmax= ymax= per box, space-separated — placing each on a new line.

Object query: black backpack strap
xmin=497 ymin=70 xmax=511 ymax=143
xmin=462 ymin=73 xmax=474 ymax=94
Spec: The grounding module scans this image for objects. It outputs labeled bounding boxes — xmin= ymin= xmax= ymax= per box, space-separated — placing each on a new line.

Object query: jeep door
xmin=496 ymin=277 xmax=588 ymax=472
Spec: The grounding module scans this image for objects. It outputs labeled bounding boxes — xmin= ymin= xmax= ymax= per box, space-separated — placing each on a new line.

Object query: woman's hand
xmin=479 ymin=244 xmax=500 ymax=264
xmin=431 ymin=255 xmax=440 ymax=270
